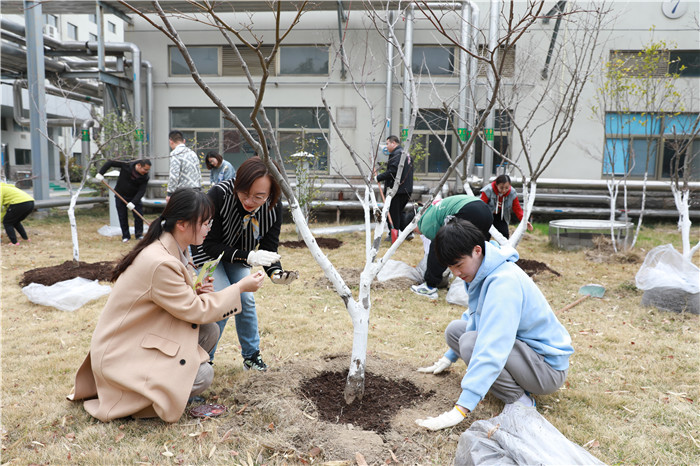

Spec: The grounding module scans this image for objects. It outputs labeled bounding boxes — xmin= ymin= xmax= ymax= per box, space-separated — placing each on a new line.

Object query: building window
xmin=1 ymin=117 xmax=6 ymax=131
xmin=477 ymin=45 xmax=516 ymax=78
xmin=44 ymin=14 xmax=58 ymax=28
xmin=88 ymin=14 xmax=96 ymax=23
xmin=412 ymin=46 xmax=455 ymax=76
xmin=170 ymin=46 xmax=220 ymax=76
xmin=172 ymin=107 xmax=330 ymax=172
xmin=67 ymin=22 xmax=78 ymax=40
xmin=279 ymin=46 xmax=329 ymax=75
xmin=89 ymin=33 xmax=98 ymax=42
xmin=669 ymin=50 xmax=700 ymax=77
xmin=473 ymin=110 xmax=513 ymax=175
xmin=409 ymin=109 xmax=453 ymax=174
xmin=15 ymin=149 xmax=31 ymax=165
xmin=604 ymin=112 xmax=700 ymax=180
xmin=108 ymin=21 xmax=116 ymax=33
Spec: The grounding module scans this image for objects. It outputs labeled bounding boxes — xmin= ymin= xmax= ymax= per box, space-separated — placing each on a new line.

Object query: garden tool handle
xmin=99 ymin=178 xmax=151 ymax=226
xmin=557 ymin=295 xmax=590 ymax=315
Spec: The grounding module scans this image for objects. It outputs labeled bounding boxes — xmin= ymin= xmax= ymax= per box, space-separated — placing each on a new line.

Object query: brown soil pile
xmin=585 ymin=236 xmax=642 ymax=263
xmin=299 ymin=370 xmax=434 ymax=434
xmin=19 ymin=260 xmax=115 ymax=287
xmin=280 ymin=237 xmax=343 ymax=249
xmin=517 ymin=258 xmax=561 ymax=277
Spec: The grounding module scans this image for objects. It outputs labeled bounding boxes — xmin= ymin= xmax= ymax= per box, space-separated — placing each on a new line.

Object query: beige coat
xmin=68 ymin=233 xmax=242 ymax=422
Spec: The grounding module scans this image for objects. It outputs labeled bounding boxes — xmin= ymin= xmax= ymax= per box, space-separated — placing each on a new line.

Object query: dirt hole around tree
xmin=279 ymin=237 xmax=343 ymax=249
xmin=19 ymin=260 xmax=115 ymax=287
xmin=298 ymin=370 xmax=435 ymax=434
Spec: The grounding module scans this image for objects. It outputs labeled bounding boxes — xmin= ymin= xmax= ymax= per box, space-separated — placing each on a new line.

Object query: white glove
xmin=416 ymin=407 xmax=467 ymax=431
xmin=417 ymin=356 xmax=453 ymax=374
xmin=271 ymin=270 xmax=299 ymax=285
xmin=126 ymin=202 xmax=135 ymax=210
xmin=95 ymin=173 xmax=104 ymax=182
xmin=247 ymin=250 xmax=281 ymax=267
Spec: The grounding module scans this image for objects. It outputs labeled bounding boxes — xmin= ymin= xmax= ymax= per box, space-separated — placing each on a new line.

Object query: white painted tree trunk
xmin=509 ymin=181 xmax=537 ymax=247
xmin=606 ymin=180 xmax=619 ymax=253
xmin=671 ymin=185 xmax=700 ymax=261
xmin=68 ymin=191 xmax=80 ymax=262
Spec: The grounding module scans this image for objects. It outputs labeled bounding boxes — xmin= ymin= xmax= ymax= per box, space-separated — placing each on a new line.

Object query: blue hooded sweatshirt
xmin=456 ymin=241 xmax=574 ymax=411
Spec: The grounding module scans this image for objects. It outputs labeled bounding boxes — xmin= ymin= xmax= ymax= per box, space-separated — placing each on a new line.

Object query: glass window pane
xmin=690 ymin=140 xmax=700 ymax=181
xmin=669 ymin=51 xmax=700 ymax=78
xmin=606 ymin=113 xmax=660 ymax=136
xmin=412 ymin=46 xmax=454 ymax=75
xmin=223 ymin=130 xmax=258 ymax=168
xmin=67 ymin=23 xmax=78 ymax=40
xmin=170 ymin=108 xmax=220 ymax=128
xmin=409 ymin=136 xmax=428 ymax=173
xmin=628 ymin=139 xmax=657 ymax=176
xmin=427 ymin=135 xmax=452 ymax=173
xmin=193 ymin=131 xmax=219 ymax=155
xmin=278 ymin=108 xmax=328 ymax=129
xmin=279 ymin=131 xmax=328 ymax=171
xmin=664 ymin=113 xmax=699 ymax=135
xmin=170 ymin=46 xmax=219 ymax=76
xmin=224 ymin=108 xmax=256 ymax=128
xmin=492 ymin=135 xmax=510 ymax=175
xmin=416 ymin=109 xmax=450 ymax=131
xmin=280 ymin=46 xmax=329 ymax=75
xmin=604 ymin=138 xmax=629 ymax=175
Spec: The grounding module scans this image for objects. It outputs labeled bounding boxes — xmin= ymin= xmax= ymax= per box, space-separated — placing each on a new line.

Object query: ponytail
xmin=111 ymin=188 xmax=213 ymax=282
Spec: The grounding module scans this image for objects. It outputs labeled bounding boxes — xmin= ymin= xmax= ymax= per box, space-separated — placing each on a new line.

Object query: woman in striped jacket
xmin=191 ymin=157 xmax=297 ymax=371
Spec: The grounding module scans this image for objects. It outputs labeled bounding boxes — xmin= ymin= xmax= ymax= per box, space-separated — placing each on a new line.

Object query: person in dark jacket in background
xmin=376 ymin=135 xmax=414 ymax=235
xmin=95 ymin=159 xmax=151 ymax=242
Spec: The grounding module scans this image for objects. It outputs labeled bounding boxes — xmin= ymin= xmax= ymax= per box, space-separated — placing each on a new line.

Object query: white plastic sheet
xmin=635 ymin=244 xmax=699 ymax=294
xmin=454 ymin=403 xmax=605 ymax=466
xmin=446 ymin=277 xmax=469 ymax=307
xmin=22 ymin=277 xmax=111 ymax=312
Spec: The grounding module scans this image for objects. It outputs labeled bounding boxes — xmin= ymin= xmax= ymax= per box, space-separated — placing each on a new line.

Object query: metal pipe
xmin=81 ymin=120 xmax=96 ymax=161
xmin=468 ymin=4 xmax=479 ymax=177
xmin=402 ymin=4 xmax=415 ymax=136
xmin=483 ymin=0 xmax=499 ymax=184
xmin=143 ymin=60 xmax=153 ymax=157
xmin=13 ymin=80 xmax=102 ymax=128
xmin=385 ymin=10 xmax=395 ymax=137
xmin=33 ymin=197 xmax=107 ymax=209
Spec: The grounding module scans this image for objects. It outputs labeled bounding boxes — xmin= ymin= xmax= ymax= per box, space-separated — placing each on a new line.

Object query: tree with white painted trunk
xmin=122 ymin=0 xmax=548 ymax=403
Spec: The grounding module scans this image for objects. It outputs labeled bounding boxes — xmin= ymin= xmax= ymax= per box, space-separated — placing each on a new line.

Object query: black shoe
xmin=243 ymin=352 xmax=268 ymax=371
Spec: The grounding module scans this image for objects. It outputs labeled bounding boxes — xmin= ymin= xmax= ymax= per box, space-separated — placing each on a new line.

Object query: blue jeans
xmin=206 ymin=261 xmax=259 ymax=360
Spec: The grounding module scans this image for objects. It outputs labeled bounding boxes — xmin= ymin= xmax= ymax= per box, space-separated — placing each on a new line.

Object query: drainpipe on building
xmin=458 ymin=1 xmax=479 ymax=191
xmin=385 ymin=10 xmax=395 ymax=138
xmin=482 ymin=0 xmax=499 ymax=185
xmin=401 ymin=4 xmax=414 ymax=144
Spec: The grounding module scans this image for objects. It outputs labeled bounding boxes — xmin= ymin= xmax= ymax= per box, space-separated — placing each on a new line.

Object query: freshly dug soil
xmin=298 ymin=370 xmax=434 ymax=434
xmin=19 ymin=260 xmax=115 ymax=287
xmin=518 ymin=258 xmax=561 ymax=277
xmin=280 ymin=237 xmax=343 ymax=249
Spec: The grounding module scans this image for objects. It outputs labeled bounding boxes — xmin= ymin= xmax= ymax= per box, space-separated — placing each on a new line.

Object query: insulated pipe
xmin=458 ymin=1 xmax=479 ymax=187
xmin=143 ymin=60 xmax=153 ymax=157
xmin=482 ymin=0 xmax=499 ymax=184
xmin=385 ymin=10 xmax=395 ymax=137
xmin=81 ymin=120 xmax=96 ymax=160
xmin=12 ymin=80 xmax=101 ymax=126
xmin=401 ymin=4 xmax=415 ymax=138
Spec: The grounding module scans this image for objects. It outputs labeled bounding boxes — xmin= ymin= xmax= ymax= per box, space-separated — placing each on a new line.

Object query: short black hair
xmin=169 ymin=130 xmax=184 ymax=143
xmin=387 ymin=135 xmax=400 ymax=144
xmin=495 ymin=174 xmax=511 ymax=185
xmin=434 ymin=218 xmax=486 ymax=267
xmin=137 ymin=159 xmax=152 ymax=167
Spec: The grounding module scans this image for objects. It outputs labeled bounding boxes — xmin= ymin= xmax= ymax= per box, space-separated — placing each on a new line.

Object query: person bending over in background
xmin=191 ymin=157 xmax=298 ymax=372
xmin=415 ymin=218 xmax=573 ymax=431
xmin=410 ymin=194 xmax=492 ymax=300
xmin=480 ymin=174 xmax=532 ymax=239
xmin=95 ymin=159 xmax=151 ymax=243
xmin=205 ymin=151 xmax=235 ymax=186
xmin=1 ymin=182 xmax=35 ymax=245
xmin=68 ymin=188 xmax=264 ymax=422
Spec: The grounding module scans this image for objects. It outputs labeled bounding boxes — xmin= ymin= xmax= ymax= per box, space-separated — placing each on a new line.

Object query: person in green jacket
xmin=1 ymin=182 xmax=35 ymax=245
xmin=410 ymin=195 xmax=491 ymax=300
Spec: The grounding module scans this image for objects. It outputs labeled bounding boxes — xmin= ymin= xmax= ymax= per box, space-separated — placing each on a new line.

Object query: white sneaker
xmin=122 ymin=238 xmax=130 ymax=243
xmin=411 ymin=282 xmax=438 ymax=300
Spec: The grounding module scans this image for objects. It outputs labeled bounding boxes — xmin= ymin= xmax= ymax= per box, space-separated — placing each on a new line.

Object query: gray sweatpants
xmin=445 ymin=320 xmax=567 ymax=404
xmin=190 ymin=323 xmax=220 ymax=397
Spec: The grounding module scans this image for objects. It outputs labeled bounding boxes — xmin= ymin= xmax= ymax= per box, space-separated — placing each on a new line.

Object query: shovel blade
xmin=579 ymin=284 xmax=605 ymax=298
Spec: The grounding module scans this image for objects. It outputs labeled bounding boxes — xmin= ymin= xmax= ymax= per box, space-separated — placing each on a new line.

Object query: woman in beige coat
xmin=68 ymin=188 xmax=264 ymax=422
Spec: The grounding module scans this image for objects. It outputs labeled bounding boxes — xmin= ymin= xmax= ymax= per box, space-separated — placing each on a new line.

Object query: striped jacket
xmin=191 ymin=179 xmax=282 ymax=276
xmin=167 ymin=144 xmax=202 ymax=195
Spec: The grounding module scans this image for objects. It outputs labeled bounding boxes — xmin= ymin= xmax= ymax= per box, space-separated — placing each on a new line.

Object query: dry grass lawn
xmin=1 ymin=205 xmax=698 ymax=465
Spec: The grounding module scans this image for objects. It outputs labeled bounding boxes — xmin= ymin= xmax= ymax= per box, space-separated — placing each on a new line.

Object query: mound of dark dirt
xmin=298 ymin=370 xmax=434 ymax=434
xmin=517 ymin=258 xmax=561 ymax=277
xmin=280 ymin=237 xmax=343 ymax=249
xmin=20 ymin=260 xmax=115 ymax=287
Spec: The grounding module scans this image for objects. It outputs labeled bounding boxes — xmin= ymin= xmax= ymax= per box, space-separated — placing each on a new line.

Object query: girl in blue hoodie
xmin=416 ymin=218 xmax=573 ymax=431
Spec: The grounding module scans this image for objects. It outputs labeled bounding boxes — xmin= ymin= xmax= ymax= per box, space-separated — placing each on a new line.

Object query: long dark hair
xmin=232 ymin=156 xmax=281 ymax=208
xmin=111 ymin=188 xmax=214 ymax=282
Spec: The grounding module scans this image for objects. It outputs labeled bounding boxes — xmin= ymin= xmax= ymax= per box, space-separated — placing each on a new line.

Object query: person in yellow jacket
xmin=1 ymin=182 xmax=35 ymax=245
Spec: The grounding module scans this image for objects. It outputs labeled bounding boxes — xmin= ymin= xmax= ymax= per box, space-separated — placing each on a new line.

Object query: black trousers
xmin=115 ymin=198 xmax=144 ymax=240
xmin=492 ymin=214 xmax=510 ymax=239
xmin=388 ymin=192 xmax=411 ymax=231
xmin=424 ymin=200 xmax=493 ymax=288
xmin=3 ymin=200 xmax=34 ymax=243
